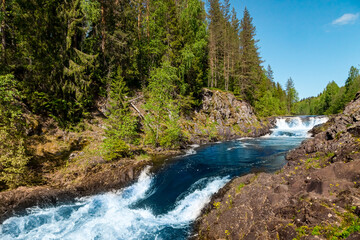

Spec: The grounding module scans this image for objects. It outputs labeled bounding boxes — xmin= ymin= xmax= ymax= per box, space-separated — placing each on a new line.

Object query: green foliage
xmin=295 ymin=66 xmax=360 ymax=115
xmin=255 ymin=90 xmax=285 ymax=117
xmin=144 ymin=62 xmax=181 ymax=148
xmin=102 ymin=69 xmax=138 ymax=161
xmin=294 ymin=211 xmax=360 ymax=240
xmin=102 ymin=137 xmax=131 ymax=161
xmin=286 ymin=77 xmax=299 ymax=114
xmin=236 ymin=183 xmax=245 ymax=193
xmin=0 ymin=74 xmax=30 ymax=189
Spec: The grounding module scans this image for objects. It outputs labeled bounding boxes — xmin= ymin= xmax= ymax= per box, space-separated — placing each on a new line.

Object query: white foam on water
xmin=269 ymin=116 xmax=328 ymax=138
xmin=184 ymin=144 xmax=201 ymax=156
xmin=0 ymin=167 xmax=229 ymax=240
xmin=236 ymin=137 xmax=254 ymax=140
xmin=189 ymin=144 xmax=200 ymax=148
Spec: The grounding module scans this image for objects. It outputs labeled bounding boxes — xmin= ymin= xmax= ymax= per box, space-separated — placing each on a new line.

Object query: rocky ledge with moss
xmin=182 ymin=88 xmax=273 ymax=144
xmin=193 ymin=92 xmax=360 ymax=240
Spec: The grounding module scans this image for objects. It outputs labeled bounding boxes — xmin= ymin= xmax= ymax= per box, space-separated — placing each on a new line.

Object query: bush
xmin=102 ymin=137 xmax=131 ymax=161
xmin=0 ymin=74 xmax=30 ymax=189
xmin=102 ymin=69 xmax=139 ymax=160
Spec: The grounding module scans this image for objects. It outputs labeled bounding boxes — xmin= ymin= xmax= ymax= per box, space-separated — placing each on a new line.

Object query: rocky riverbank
xmin=0 ymin=159 xmax=150 ymax=223
xmin=0 ymin=88 xmax=271 ymax=224
xmin=194 ymin=93 xmax=360 ymax=239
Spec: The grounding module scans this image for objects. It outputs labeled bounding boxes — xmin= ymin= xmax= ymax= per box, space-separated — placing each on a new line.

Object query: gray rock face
xmin=186 ymin=89 xmax=273 ymax=144
xmin=194 ymin=92 xmax=360 ymax=240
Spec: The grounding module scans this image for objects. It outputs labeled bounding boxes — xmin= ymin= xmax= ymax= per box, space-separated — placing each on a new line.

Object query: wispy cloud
xmin=332 ymin=13 xmax=359 ymax=25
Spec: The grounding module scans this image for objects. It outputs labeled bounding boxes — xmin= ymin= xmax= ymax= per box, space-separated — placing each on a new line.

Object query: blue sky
xmin=228 ymin=0 xmax=360 ymax=99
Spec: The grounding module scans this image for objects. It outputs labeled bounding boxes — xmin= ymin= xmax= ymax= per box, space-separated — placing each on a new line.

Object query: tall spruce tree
xmin=286 ymin=77 xmax=299 ymax=113
xmin=236 ymin=7 xmax=262 ymax=105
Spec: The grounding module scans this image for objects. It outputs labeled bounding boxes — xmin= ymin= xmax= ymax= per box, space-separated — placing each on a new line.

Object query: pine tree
xmin=103 ymin=68 xmax=139 ymax=160
xmin=144 ymin=62 xmax=181 ymax=148
xmin=266 ymin=65 xmax=274 ymax=82
xmin=229 ymin=7 xmax=240 ymax=91
xmin=236 ymin=8 xmax=262 ymax=105
xmin=208 ymin=0 xmax=223 ymax=88
xmin=286 ymin=77 xmax=299 ymax=113
xmin=0 ymin=74 xmax=30 ymax=189
xmin=0 ymin=0 xmax=6 ymax=61
xmin=177 ymin=0 xmax=208 ymax=107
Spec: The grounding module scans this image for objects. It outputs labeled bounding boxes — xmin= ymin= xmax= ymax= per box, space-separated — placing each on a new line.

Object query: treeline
xmin=0 ymin=0 xmax=298 ymax=123
xmin=0 ymin=0 xmax=301 ymax=187
xmin=207 ymin=0 xmax=296 ymax=116
xmin=0 ymin=0 xmax=208 ymax=124
xmin=295 ymin=66 xmax=360 ymax=115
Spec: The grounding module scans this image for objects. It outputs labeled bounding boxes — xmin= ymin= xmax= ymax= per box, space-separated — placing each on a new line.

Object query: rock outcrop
xmin=194 ymin=93 xmax=360 ymax=240
xmin=183 ymin=89 xmax=273 ymax=144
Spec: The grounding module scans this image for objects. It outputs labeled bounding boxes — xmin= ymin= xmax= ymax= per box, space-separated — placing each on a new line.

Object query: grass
xmin=236 ymin=183 xmax=245 ymax=193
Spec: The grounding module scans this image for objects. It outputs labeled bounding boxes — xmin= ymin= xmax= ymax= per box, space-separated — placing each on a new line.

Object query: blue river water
xmin=0 ymin=116 xmax=328 ymax=240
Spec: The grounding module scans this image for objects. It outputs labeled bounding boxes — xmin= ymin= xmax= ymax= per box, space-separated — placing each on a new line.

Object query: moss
xmin=293 ymin=208 xmax=360 ymax=240
xmin=335 ymin=131 xmax=343 ymax=140
xmin=304 ymin=157 xmax=321 ymax=169
xmin=236 ymin=183 xmax=245 ymax=193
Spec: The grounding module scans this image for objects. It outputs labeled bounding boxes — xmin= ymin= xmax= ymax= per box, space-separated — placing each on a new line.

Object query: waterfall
xmin=270 ymin=116 xmax=328 ymax=138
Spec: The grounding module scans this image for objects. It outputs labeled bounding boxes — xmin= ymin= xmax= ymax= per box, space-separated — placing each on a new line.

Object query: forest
xmin=0 ymin=0 xmax=359 ymax=189
xmin=295 ymin=66 xmax=360 ymax=115
xmin=0 ymin=0 xmax=298 ymax=122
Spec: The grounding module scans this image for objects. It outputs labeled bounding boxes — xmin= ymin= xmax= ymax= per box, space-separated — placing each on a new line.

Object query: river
xmin=0 ymin=116 xmax=328 ymax=240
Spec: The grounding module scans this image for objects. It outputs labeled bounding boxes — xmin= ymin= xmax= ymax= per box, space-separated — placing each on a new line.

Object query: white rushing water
xmin=269 ymin=116 xmax=328 ymax=138
xmin=0 ymin=167 xmax=229 ymax=240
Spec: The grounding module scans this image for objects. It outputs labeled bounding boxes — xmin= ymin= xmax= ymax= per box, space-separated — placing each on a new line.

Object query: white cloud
xmin=332 ymin=13 xmax=359 ymax=25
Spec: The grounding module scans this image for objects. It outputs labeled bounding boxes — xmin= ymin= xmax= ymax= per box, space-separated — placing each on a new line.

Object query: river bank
xmin=0 ymin=88 xmax=273 ymax=224
xmin=193 ymin=93 xmax=360 ymax=239
xmin=0 ymin=116 xmax=313 ymax=239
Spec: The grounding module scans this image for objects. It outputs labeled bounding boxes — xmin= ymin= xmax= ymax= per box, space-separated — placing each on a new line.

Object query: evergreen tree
xmin=295 ymin=66 xmax=360 ymax=115
xmin=178 ymin=0 xmax=208 ymax=107
xmin=0 ymin=74 xmax=30 ymax=189
xmin=236 ymin=8 xmax=262 ymax=105
xmin=266 ymin=65 xmax=274 ymax=82
xmin=208 ymin=0 xmax=223 ymax=88
xmin=144 ymin=62 xmax=181 ymax=148
xmin=286 ymin=77 xmax=299 ymax=113
xmin=103 ymin=68 xmax=139 ymax=161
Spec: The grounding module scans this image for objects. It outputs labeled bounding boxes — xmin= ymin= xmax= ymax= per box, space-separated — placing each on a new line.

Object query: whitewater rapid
xmin=0 ymin=167 xmax=228 ymax=240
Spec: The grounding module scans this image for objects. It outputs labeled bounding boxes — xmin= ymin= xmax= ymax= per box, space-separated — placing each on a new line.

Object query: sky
xmin=228 ymin=0 xmax=360 ymax=99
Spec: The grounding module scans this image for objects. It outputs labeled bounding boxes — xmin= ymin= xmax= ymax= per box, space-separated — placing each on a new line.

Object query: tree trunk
xmin=146 ymin=0 xmax=150 ymax=39
xmin=223 ymin=24 xmax=227 ymax=91
xmin=227 ymin=46 xmax=230 ymax=90
xmin=137 ymin=0 xmax=142 ymax=40
xmin=100 ymin=0 xmax=106 ymax=53
xmin=214 ymin=54 xmax=217 ymax=88
xmin=1 ymin=0 xmax=5 ymax=60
